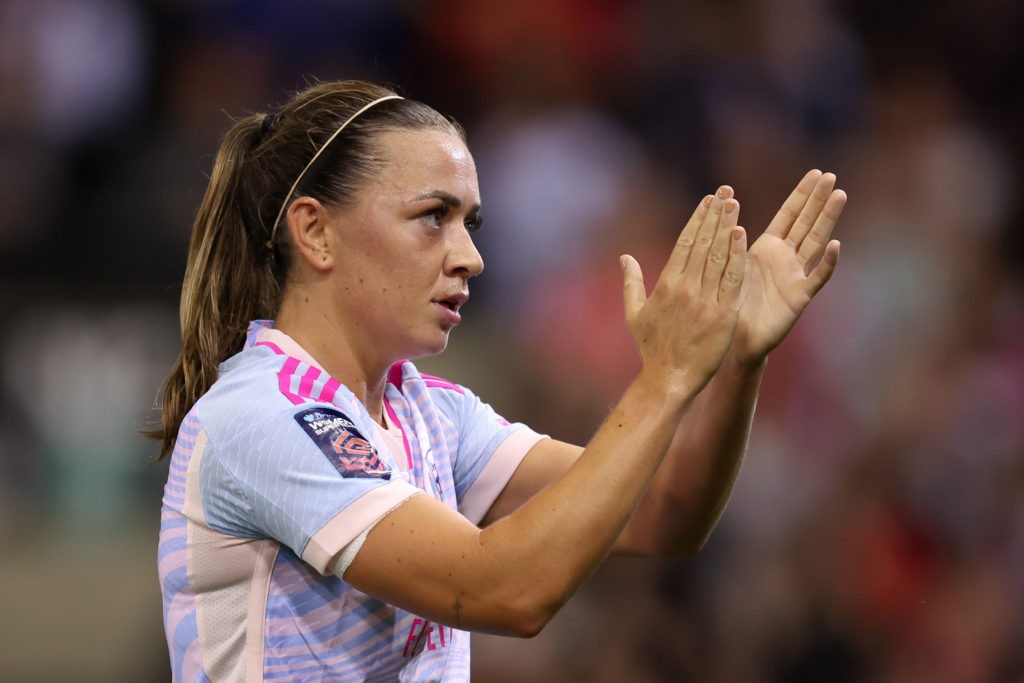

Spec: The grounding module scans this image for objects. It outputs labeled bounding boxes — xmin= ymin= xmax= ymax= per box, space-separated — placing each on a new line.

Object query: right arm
xmin=344 ymin=192 xmax=746 ymax=637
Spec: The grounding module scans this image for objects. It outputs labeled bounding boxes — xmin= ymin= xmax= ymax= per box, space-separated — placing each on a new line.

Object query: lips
xmin=432 ymin=292 xmax=468 ymax=325
xmin=434 ymin=292 xmax=468 ymax=312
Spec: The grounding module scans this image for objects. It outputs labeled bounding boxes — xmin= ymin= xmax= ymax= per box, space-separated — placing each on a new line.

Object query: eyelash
xmin=421 ymin=206 xmax=447 ymax=229
xmin=420 ymin=205 xmax=483 ymax=233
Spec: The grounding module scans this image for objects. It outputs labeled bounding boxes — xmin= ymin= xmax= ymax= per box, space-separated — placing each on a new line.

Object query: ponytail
xmin=150 ymin=115 xmax=281 ymax=459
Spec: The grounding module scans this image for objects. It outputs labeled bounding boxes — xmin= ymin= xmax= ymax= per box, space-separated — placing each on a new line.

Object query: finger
xmin=701 ymin=198 xmax=739 ymax=293
xmin=663 ymin=194 xmax=712 ymax=276
xmin=620 ymin=254 xmax=647 ymax=321
xmin=764 ymin=169 xmax=822 ymax=239
xmin=718 ymin=226 xmax=747 ymax=309
xmin=786 ymin=172 xmax=836 ymax=248
xmin=805 ymin=240 xmax=840 ymax=296
xmin=683 ymin=185 xmax=731 ymax=282
xmin=797 ymin=189 xmax=847 ymax=272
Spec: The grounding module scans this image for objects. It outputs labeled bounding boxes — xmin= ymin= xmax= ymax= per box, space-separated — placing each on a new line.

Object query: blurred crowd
xmin=0 ymin=0 xmax=1021 ymax=680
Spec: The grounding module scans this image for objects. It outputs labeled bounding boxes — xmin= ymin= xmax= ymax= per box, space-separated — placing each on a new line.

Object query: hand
xmin=730 ymin=170 xmax=847 ymax=366
xmin=621 ymin=187 xmax=747 ymax=393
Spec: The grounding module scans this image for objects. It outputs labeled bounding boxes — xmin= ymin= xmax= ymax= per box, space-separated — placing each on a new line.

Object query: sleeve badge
xmin=294 ymin=407 xmax=391 ymax=480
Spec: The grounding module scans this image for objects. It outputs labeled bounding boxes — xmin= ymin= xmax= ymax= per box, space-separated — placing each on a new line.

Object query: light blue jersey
xmin=158 ymin=321 xmax=545 ymax=682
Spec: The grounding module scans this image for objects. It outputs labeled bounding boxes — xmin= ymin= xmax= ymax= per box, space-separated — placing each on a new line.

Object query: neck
xmin=275 ymin=295 xmax=392 ymax=426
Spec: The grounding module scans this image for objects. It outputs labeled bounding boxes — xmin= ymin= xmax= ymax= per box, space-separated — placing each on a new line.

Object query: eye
xmin=464 ymin=213 xmax=483 ymax=233
xmin=419 ymin=204 xmax=448 ymax=230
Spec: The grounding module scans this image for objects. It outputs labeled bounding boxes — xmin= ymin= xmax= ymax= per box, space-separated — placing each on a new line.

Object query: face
xmin=325 ymin=128 xmax=485 ymax=362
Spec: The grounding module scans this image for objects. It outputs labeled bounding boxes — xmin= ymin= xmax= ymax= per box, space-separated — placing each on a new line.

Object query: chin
xmin=405 ymin=332 xmax=451 ymax=360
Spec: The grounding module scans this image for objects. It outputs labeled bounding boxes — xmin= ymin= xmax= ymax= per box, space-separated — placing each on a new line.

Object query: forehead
xmin=369 ymin=129 xmax=479 ymax=201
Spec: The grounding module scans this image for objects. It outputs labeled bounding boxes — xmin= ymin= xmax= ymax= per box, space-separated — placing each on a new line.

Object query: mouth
xmin=434 ymin=292 xmax=468 ymax=313
xmin=432 ymin=292 xmax=468 ymax=325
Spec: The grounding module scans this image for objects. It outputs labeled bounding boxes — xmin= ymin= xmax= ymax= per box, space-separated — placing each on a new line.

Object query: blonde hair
xmin=150 ymin=80 xmax=462 ymax=459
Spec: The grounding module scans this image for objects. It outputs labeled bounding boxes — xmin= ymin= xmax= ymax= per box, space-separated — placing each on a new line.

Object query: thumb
xmin=620 ymin=254 xmax=646 ymax=319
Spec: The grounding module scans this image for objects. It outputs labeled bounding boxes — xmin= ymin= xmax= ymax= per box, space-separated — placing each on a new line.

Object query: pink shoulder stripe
xmin=298 ymin=364 xmax=319 ymax=397
xmin=258 ymin=341 xmax=317 ymax=406
xmin=277 ymin=357 xmax=306 ymax=405
xmin=387 ymin=360 xmax=408 ymax=388
xmin=420 ymin=373 xmax=465 ymax=394
xmin=318 ymin=377 xmax=341 ymax=404
xmin=255 ymin=340 xmax=286 ymax=355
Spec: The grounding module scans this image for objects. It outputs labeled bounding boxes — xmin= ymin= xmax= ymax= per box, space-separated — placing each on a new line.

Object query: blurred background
xmin=0 ymin=0 xmax=1021 ymax=680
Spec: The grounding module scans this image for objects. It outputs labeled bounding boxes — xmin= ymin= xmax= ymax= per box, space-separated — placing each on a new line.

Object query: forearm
xmin=617 ymin=352 xmax=766 ymax=556
xmin=479 ymin=373 xmax=690 ymax=602
xmin=349 ymin=370 xmax=695 ymax=636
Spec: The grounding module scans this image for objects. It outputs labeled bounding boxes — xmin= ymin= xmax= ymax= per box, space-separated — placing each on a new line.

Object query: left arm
xmin=483 ymin=171 xmax=847 ymax=556
xmin=615 ymin=350 xmax=764 ymax=555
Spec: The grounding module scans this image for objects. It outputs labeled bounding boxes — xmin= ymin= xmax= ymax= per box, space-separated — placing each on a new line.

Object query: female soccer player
xmin=154 ymin=80 xmax=845 ymax=681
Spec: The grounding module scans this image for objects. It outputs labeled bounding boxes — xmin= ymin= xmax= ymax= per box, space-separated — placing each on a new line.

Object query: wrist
xmin=633 ymin=365 xmax=707 ymax=414
xmin=722 ymin=347 xmax=768 ymax=378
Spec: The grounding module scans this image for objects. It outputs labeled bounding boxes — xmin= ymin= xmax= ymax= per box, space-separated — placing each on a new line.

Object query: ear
xmin=285 ymin=196 xmax=334 ymax=271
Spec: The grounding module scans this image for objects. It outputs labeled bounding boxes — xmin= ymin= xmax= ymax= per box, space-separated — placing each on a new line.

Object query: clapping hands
xmin=621 ymin=170 xmax=846 ymax=387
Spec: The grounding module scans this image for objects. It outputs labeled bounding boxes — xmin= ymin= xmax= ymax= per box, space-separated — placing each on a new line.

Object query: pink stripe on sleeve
xmin=298 ymin=365 xmax=320 ymax=397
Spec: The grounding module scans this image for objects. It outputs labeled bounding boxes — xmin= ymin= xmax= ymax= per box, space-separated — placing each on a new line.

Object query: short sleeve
xmin=429 ymin=384 xmax=547 ymax=524
xmin=200 ymin=404 xmax=421 ymax=574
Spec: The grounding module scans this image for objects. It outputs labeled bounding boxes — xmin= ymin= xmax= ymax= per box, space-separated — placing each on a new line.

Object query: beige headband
xmin=268 ymin=94 xmax=404 ymax=247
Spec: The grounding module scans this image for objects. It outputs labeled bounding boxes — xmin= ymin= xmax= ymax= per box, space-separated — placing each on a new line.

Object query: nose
xmin=445 ymin=227 xmax=484 ymax=279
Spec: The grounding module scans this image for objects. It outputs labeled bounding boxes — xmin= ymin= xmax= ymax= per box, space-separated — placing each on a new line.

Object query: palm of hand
xmin=733 ymin=233 xmax=816 ymax=362
xmin=730 ymin=171 xmax=846 ymax=365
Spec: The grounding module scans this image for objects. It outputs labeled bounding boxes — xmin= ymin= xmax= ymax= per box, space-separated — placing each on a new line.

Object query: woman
xmin=155 ymin=80 xmax=845 ymax=682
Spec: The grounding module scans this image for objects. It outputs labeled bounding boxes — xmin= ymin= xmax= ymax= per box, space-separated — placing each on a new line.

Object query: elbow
xmin=472 ymin=586 xmax=563 ymax=638
xmin=661 ymin=510 xmax=726 ymax=557
xmin=675 ymin=535 xmax=709 ymax=557
xmin=495 ymin=594 xmax=560 ymax=639
xmin=671 ymin=526 xmax=716 ymax=557
xmin=647 ymin=526 xmax=714 ymax=558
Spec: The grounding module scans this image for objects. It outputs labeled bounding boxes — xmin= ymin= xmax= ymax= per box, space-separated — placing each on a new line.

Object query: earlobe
xmin=287 ymin=197 xmax=334 ymax=271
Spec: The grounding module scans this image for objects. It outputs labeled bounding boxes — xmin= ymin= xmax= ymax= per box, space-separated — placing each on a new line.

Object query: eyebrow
xmin=412 ymin=190 xmax=481 ymax=213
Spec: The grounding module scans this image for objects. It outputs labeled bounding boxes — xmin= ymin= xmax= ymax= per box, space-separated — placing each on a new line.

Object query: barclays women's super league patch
xmin=294 ymin=407 xmax=391 ymax=479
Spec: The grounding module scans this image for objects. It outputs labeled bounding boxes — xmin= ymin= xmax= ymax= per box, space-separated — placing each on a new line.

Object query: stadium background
xmin=0 ymin=1 xmax=1021 ymax=680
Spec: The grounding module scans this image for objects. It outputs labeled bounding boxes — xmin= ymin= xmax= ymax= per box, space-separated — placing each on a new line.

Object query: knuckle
xmin=707 ymin=251 xmax=725 ymax=265
xmin=677 ymin=236 xmax=694 ymax=249
xmin=696 ymin=235 xmax=713 ymax=248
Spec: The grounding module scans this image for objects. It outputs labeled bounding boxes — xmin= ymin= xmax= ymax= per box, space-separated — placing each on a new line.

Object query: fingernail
xmin=619 ymin=255 xmax=627 ymax=271
xmin=716 ymin=185 xmax=729 ymax=199
xmin=724 ymin=200 xmax=736 ymax=213
xmin=703 ymin=195 xmax=712 ymax=207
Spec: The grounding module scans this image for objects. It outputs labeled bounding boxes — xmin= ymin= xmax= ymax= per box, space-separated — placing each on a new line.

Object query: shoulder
xmin=197 ymin=345 xmax=296 ymax=430
xmin=197 ymin=346 xmax=374 ymax=454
